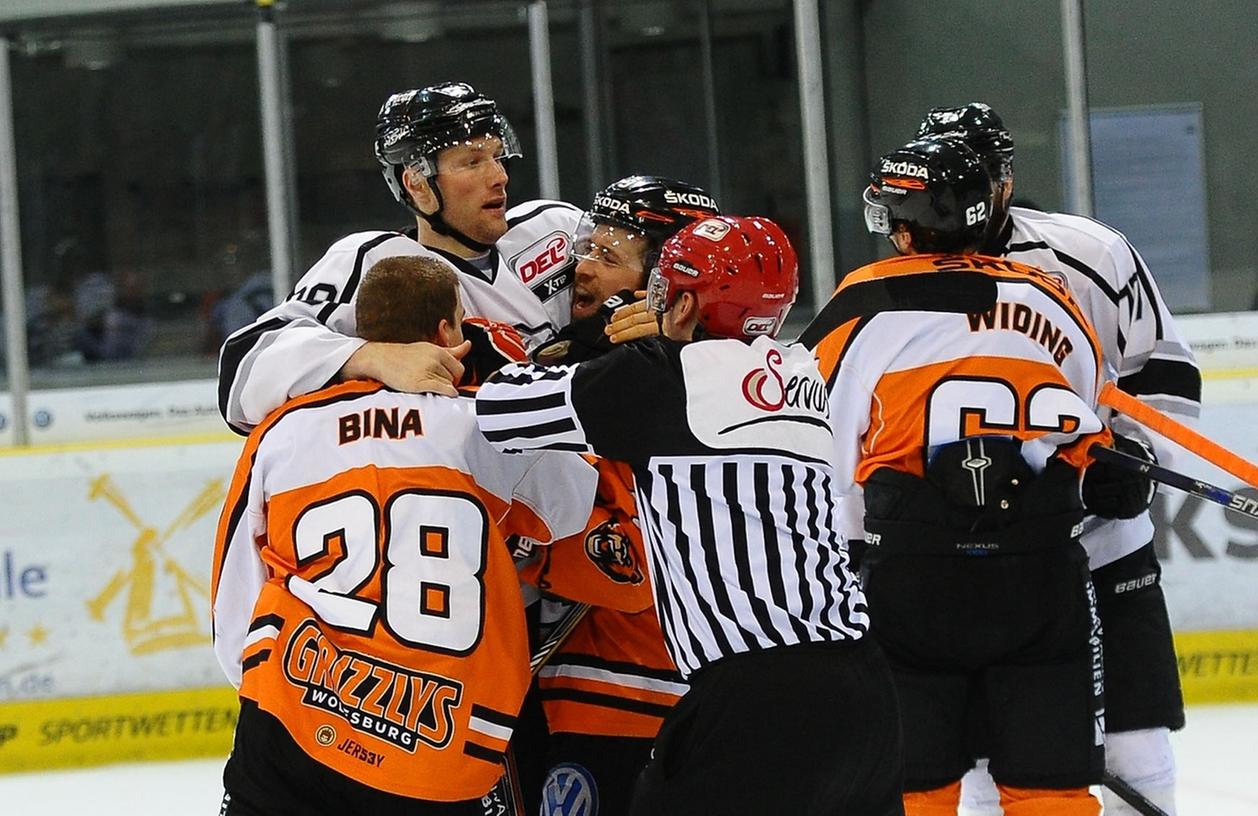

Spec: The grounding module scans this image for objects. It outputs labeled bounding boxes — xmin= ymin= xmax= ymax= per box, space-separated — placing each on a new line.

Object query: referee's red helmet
xmin=647 ymin=215 xmax=798 ymax=341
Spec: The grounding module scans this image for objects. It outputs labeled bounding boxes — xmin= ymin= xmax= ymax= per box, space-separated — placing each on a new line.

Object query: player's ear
xmin=675 ymin=291 xmax=700 ymax=324
xmin=403 ymin=167 xmax=438 ymax=215
xmin=435 ymin=318 xmax=456 ymax=347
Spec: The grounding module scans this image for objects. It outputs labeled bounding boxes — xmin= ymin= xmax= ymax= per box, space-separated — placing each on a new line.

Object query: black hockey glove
xmin=1082 ymin=433 xmax=1157 ymax=519
xmin=531 ymin=290 xmax=637 ymax=366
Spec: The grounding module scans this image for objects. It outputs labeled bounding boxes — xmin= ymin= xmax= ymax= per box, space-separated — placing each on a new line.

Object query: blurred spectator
xmin=210 ymin=270 xmax=273 ymax=344
xmin=20 ymin=238 xmax=153 ymax=366
xmin=24 ymin=274 xmax=81 ymax=366
xmin=74 ymin=268 xmax=153 ymax=362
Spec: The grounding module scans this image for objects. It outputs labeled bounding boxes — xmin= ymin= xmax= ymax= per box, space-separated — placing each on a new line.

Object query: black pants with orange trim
xmin=221 ymin=699 xmax=494 ymax=816
xmin=628 ymin=639 xmax=904 ymax=816
xmin=861 ymin=541 xmax=1105 ymax=792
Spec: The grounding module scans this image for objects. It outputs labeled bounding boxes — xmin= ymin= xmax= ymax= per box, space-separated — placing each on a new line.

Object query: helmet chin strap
xmin=415 ymin=174 xmax=493 ymax=255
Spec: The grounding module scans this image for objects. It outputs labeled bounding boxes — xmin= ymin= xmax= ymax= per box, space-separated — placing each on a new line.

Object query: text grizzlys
xmin=283 ymin=620 xmax=462 ymax=752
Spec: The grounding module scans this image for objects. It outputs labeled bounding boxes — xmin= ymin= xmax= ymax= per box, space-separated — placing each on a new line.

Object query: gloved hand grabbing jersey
xmin=1082 ymin=433 xmax=1157 ymax=519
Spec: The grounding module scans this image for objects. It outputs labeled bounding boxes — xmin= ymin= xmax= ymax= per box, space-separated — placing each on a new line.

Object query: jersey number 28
xmin=288 ymin=489 xmax=488 ymax=656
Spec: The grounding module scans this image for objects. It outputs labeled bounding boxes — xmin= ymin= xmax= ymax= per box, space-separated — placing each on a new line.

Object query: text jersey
xmin=532 ymin=460 xmax=685 ymax=739
xmin=475 ymin=337 xmax=869 ymax=680
xmin=211 ymin=380 xmax=597 ymax=801
xmin=218 ymin=200 xmax=581 ymax=433
xmin=993 ymin=208 xmax=1202 ymax=566
xmin=815 ymin=254 xmax=1111 ymax=490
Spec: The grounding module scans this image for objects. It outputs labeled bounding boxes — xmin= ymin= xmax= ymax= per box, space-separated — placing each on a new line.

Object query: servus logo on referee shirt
xmin=740 ymin=347 xmax=829 ymax=416
xmin=683 ymin=337 xmax=833 ymax=458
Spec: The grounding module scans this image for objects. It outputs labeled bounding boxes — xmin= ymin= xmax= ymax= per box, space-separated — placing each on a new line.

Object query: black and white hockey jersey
xmin=990 ymin=207 xmax=1202 ymax=567
xmin=218 ymin=200 xmax=581 ymax=433
xmin=474 ymin=336 xmax=869 ymax=679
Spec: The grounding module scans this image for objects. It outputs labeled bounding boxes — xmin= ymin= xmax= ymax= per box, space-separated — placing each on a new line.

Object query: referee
xmin=476 ymin=215 xmax=904 ymax=816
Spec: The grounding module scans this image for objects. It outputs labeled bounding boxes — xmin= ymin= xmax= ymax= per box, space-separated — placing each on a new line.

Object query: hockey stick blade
xmin=1090 ymin=445 xmax=1258 ymax=521
xmin=799 ymin=271 xmax=998 ymax=349
xmin=1102 ymin=770 xmax=1170 ymax=816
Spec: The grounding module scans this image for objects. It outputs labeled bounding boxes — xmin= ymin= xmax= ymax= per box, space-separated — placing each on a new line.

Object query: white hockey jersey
xmin=218 ymin=199 xmax=581 ymax=433
xmin=993 ymin=207 xmax=1202 ymax=568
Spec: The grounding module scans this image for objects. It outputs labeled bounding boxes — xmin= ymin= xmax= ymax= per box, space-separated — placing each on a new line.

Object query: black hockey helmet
xmin=916 ymin=102 xmax=1014 ymax=183
xmin=574 ymin=175 xmax=721 ymax=274
xmin=863 ymin=137 xmax=994 ymax=254
xmin=374 ymin=82 xmax=522 ymax=215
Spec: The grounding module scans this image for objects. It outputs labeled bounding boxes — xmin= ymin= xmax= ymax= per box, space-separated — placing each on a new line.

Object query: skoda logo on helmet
xmin=593 ymin=194 xmax=631 ymax=215
xmin=663 ymin=190 xmax=718 ymax=210
xmin=879 ymin=158 xmax=930 ymax=180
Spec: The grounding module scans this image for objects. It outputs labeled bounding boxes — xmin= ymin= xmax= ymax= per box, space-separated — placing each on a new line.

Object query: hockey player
xmin=477 ymin=215 xmax=904 ymax=816
xmin=212 ymin=255 xmax=597 ymax=815
xmin=916 ymin=102 xmax=1196 ymax=816
xmin=218 ymin=81 xmax=582 ymax=434
xmin=813 ymin=137 xmax=1122 ymax=815
xmin=528 ymin=176 xmax=719 ymax=815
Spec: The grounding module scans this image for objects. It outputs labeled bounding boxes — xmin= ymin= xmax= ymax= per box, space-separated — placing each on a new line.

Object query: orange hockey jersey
xmin=815 ymin=253 xmax=1111 ymax=486
xmin=211 ymin=380 xmax=597 ymax=801
xmin=530 ymin=460 xmax=686 ymax=739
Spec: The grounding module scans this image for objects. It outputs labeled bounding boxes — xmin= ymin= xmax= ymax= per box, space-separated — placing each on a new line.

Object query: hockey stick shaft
xmin=531 ymin=602 xmax=593 ymax=674
xmin=1102 ymin=771 xmax=1170 ymax=816
xmin=1099 ymin=382 xmax=1258 ymax=489
xmin=1090 ymin=445 xmax=1258 ymax=521
xmin=489 ymin=601 xmax=595 ymax=815
xmin=799 ymin=271 xmax=997 ymax=349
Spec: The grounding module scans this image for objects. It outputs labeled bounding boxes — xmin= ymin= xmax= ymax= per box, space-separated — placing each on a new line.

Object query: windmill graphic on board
xmin=85 ymin=474 xmax=225 ymax=655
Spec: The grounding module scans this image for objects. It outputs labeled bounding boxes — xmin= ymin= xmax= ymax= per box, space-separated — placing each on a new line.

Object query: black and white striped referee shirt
xmin=989 ymin=207 xmax=1202 ymax=568
xmin=476 ymin=335 xmax=869 ymax=678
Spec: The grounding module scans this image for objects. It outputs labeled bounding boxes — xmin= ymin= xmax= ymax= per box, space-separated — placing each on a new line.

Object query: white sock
xmin=1102 ymin=728 xmax=1177 ymax=815
xmin=959 ymin=758 xmax=1002 ymax=816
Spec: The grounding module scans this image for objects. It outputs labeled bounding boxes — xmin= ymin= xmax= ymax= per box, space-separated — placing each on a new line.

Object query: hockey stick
xmin=798 ymin=271 xmax=998 ymax=349
xmin=1098 ymin=382 xmax=1258 ymax=489
xmin=1090 ymin=445 xmax=1258 ymax=521
xmin=488 ymin=601 xmax=594 ymax=815
xmin=1102 ymin=770 xmax=1170 ymax=816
